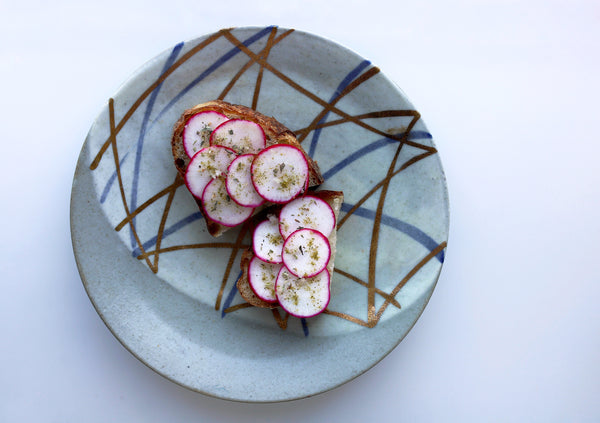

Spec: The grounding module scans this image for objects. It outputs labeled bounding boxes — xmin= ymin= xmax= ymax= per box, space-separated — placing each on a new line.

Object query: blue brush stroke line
xmin=131 ymin=211 xmax=203 ymax=257
xmin=129 ymin=131 xmax=437 ymax=260
xmin=221 ymin=271 xmax=243 ymax=318
xmin=102 ymin=28 xmax=273 ymax=214
xmin=341 ymin=202 xmax=445 ymax=263
xmin=301 ymin=319 xmax=309 ymax=337
xmin=131 ymin=201 xmax=442 ymax=264
xmin=129 ymin=42 xmax=184 ymax=248
xmin=322 ymin=130 xmax=432 ymax=181
xmin=99 ymin=152 xmax=129 ymax=204
xmin=147 ymin=26 xmax=276 ymax=130
xmin=308 ymin=59 xmax=371 ymax=158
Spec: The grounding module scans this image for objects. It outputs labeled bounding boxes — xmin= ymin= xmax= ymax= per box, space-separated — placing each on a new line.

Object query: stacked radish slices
xmin=240 ymin=193 xmax=343 ymax=318
xmin=172 ymin=101 xmax=342 ymax=319
xmin=182 ymin=111 xmax=311 ymax=228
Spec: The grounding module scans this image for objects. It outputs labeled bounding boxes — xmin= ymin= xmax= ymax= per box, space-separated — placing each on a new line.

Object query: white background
xmin=1 ymin=0 xmax=599 ymax=421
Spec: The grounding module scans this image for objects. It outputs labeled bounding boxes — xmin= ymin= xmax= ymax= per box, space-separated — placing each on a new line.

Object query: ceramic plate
xmin=70 ymin=26 xmax=449 ymax=402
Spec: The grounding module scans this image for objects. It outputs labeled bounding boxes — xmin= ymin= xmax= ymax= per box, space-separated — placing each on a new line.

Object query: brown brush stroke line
xmin=322 ymin=310 xmax=370 ymax=328
xmin=294 ymin=109 xmax=415 ymax=136
xmin=337 ymin=149 xmax=436 ymax=230
xmin=115 ymin=175 xmax=184 ymax=232
xmin=223 ymin=304 xmax=289 ymax=330
xmin=224 ymin=239 xmax=444 ymax=327
xmin=366 ymin=142 xmax=404 ymax=323
xmin=149 ymin=174 xmax=179 ymax=273
xmin=334 ymin=268 xmax=401 ymax=309
xmin=106 ymin=98 xmax=153 ymax=270
xmin=217 ymin=55 xmax=255 ymax=100
xmin=252 ymin=27 xmax=278 ymax=109
xmin=296 ymin=66 xmax=381 ymax=143
xmin=294 ymin=109 xmax=422 ymax=137
xmin=373 ymin=241 xmax=447 ymax=324
xmin=218 ymin=29 xmax=294 ymax=101
xmin=359 ymin=109 xmax=424 ymax=321
xmin=221 ymin=30 xmax=435 ymax=153
xmin=90 ymin=30 xmax=227 ymax=170
xmin=326 ymin=242 xmax=446 ymax=328
xmin=136 ymin=242 xmax=250 ymax=260
xmin=224 ymin=303 xmax=253 ymax=313
xmin=215 ymin=221 xmax=251 ymax=311
xmin=271 ymin=308 xmax=289 ymax=330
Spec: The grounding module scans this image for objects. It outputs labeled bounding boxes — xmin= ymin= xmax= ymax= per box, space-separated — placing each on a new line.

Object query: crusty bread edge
xmin=171 ymin=100 xmax=324 ymax=238
xmin=236 ymin=190 xmax=344 ymax=309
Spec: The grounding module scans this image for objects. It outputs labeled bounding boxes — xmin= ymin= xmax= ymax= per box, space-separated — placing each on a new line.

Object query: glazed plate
xmin=70 ymin=26 xmax=449 ymax=402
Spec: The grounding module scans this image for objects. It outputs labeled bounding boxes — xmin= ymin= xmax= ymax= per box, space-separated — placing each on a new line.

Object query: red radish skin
xmin=201 ymin=178 xmax=254 ymax=227
xmin=251 ymin=145 xmax=309 ymax=204
xmin=184 ymin=145 xmax=237 ymax=199
xmin=210 ymin=119 xmax=266 ymax=154
xmin=278 ymin=195 xmax=336 ymax=239
xmin=182 ymin=111 xmax=229 ymax=157
xmin=247 ymin=256 xmax=282 ymax=303
xmin=282 ymin=228 xmax=331 ymax=278
xmin=252 ymin=217 xmax=284 ymax=263
xmin=226 ymin=154 xmax=265 ymax=207
xmin=275 ymin=267 xmax=331 ymax=318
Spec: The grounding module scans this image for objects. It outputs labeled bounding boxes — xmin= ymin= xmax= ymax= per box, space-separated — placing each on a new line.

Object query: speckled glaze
xmin=70 ymin=26 xmax=449 ymax=402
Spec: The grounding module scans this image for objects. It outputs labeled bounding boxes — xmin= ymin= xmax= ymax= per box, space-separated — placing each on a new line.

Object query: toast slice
xmin=172 ymin=100 xmax=324 ymax=237
xmin=236 ymin=190 xmax=344 ymax=311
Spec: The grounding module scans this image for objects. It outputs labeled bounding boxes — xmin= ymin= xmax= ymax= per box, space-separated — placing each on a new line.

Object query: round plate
xmin=70 ymin=26 xmax=449 ymax=402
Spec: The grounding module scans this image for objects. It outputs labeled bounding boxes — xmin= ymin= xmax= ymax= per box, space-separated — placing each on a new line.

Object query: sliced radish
xmin=210 ymin=119 xmax=266 ymax=154
xmin=278 ymin=195 xmax=336 ymax=239
xmin=252 ymin=216 xmax=284 ymax=263
xmin=275 ymin=267 xmax=330 ymax=318
xmin=226 ymin=154 xmax=265 ymax=207
xmin=183 ymin=111 xmax=229 ymax=157
xmin=248 ymin=256 xmax=282 ymax=303
xmin=251 ymin=145 xmax=309 ymax=204
xmin=184 ymin=145 xmax=237 ymax=199
xmin=282 ymin=228 xmax=330 ymax=278
xmin=201 ymin=178 xmax=254 ymax=227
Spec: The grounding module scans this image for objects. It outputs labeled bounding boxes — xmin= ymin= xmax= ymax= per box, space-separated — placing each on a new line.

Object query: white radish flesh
xmin=184 ymin=145 xmax=237 ymax=199
xmin=210 ymin=119 xmax=266 ymax=154
xmin=252 ymin=217 xmax=285 ymax=263
xmin=183 ymin=111 xmax=229 ymax=157
xmin=278 ymin=195 xmax=336 ymax=239
xmin=201 ymin=178 xmax=254 ymax=227
xmin=282 ymin=228 xmax=330 ymax=278
xmin=251 ymin=145 xmax=309 ymax=204
xmin=248 ymin=256 xmax=282 ymax=303
xmin=275 ymin=267 xmax=330 ymax=318
xmin=226 ymin=154 xmax=265 ymax=207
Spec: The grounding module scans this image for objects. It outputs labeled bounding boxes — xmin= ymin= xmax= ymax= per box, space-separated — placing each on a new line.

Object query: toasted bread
xmin=172 ymin=100 xmax=324 ymax=237
xmin=236 ymin=189 xmax=344 ymax=309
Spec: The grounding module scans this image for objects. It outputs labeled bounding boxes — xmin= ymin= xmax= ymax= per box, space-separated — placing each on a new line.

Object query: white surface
xmin=1 ymin=0 xmax=598 ymax=421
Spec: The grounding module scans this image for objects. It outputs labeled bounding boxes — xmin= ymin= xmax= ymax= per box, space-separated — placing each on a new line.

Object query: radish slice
xmin=226 ymin=154 xmax=265 ymax=207
xmin=210 ymin=119 xmax=266 ymax=154
xmin=282 ymin=228 xmax=330 ymax=278
xmin=201 ymin=178 xmax=254 ymax=227
xmin=251 ymin=145 xmax=309 ymax=204
xmin=275 ymin=267 xmax=331 ymax=318
xmin=278 ymin=195 xmax=336 ymax=239
xmin=184 ymin=145 xmax=237 ymax=199
xmin=252 ymin=216 xmax=284 ymax=263
xmin=248 ymin=256 xmax=282 ymax=303
xmin=183 ymin=111 xmax=229 ymax=157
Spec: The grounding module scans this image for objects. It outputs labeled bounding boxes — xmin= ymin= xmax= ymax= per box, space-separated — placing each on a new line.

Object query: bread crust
xmin=172 ymin=100 xmax=324 ymax=237
xmin=236 ymin=189 xmax=344 ymax=309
